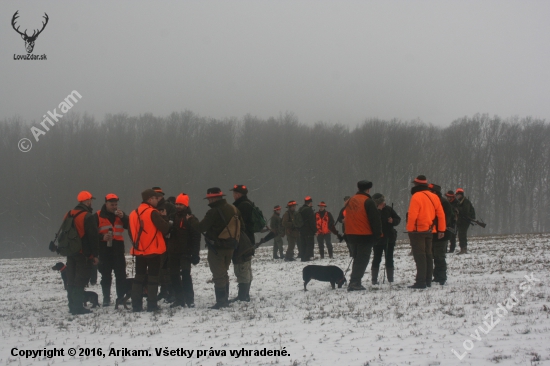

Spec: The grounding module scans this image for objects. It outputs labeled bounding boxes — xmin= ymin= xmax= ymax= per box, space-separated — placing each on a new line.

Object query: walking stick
xmin=344 ymin=257 xmax=353 ymax=276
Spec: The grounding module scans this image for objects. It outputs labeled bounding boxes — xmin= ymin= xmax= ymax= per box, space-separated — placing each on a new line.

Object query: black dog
xmin=303 ymin=265 xmax=347 ymax=291
xmin=51 ymin=262 xmax=100 ymax=308
xmin=115 ymin=277 xmax=148 ymax=309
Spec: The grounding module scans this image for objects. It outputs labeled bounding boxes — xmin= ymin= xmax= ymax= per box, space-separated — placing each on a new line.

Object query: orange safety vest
xmin=66 ymin=209 xmax=87 ymax=238
xmin=406 ymin=190 xmax=446 ymax=233
xmin=315 ymin=212 xmax=330 ymax=235
xmin=344 ymin=194 xmax=373 ymax=235
xmin=129 ymin=203 xmax=166 ymax=255
xmin=97 ymin=211 xmax=125 ymax=241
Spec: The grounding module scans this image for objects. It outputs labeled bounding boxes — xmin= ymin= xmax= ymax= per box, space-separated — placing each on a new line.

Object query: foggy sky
xmin=2 ymin=0 xmax=549 ymax=126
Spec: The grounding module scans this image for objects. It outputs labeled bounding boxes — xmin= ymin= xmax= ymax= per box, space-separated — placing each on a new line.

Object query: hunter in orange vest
xmin=345 ymin=180 xmax=382 ymax=291
xmin=315 ymin=202 xmax=338 ymax=258
xmin=406 ymin=175 xmax=446 ymax=289
xmin=92 ymin=193 xmax=129 ymax=306
xmin=64 ymin=191 xmax=99 ymax=315
xmin=128 ymin=189 xmax=170 ymax=312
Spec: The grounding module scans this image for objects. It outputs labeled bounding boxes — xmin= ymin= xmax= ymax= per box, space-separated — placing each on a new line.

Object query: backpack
xmin=247 ymin=201 xmax=267 ymax=233
xmin=293 ymin=208 xmax=305 ymax=229
xmin=57 ymin=210 xmax=86 ymax=256
xmin=216 ymin=206 xmax=241 ymax=249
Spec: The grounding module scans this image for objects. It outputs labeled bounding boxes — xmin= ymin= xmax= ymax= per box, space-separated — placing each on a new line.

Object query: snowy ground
xmin=1 ymin=233 xmax=549 ymax=366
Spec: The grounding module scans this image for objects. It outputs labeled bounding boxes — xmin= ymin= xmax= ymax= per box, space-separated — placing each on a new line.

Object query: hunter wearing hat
xmin=428 ymin=184 xmax=454 ymax=285
xmin=92 ymin=193 xmax=129 ymax=306
xmin=270 ymin=205 xmax=285 ymax=259
xmin=454 ymin=188 xmax=476 ymax=254
xmin=445 ymin=190 xmax=459 ymax=253
xmin=298 ymin=196 xmax=317 ymax=262
xmin=282 ymin=200 xmax=300 ymax=261
xmin=187 ymin=187 xmax=246 ymax=309
xmin=64 ymin=191 xmax=99 ymax=314
xmin=345 ymin=180 xmax=382 ymax=291
xmin=166 ymin=193 xmax=201 ymax=308
xmin=229 ymin=184 xmax=256 ymax=302
xmin=315 ymin=202 xmax=338 ymax=259
xmin=128 ymin=189 xmax=170 ymax=312
xmin=406 ymin=176 xmax=446 ymax=289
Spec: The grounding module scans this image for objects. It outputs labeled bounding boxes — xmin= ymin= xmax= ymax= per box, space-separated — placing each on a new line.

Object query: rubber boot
xmin=229 ymin=283 xmax=241 ymax=303
xmin=170 ymin=274 xmax=185 ymax=308
xmin=371 ymin=267 xmax=379 ymax=285
xmin=273 ymin=244 xmax=279 ymax=259
xmin=240 ymin=282 xmax=251 ymax=302
xmin=386 ymin=267 xmax=394 ymax=283
xmin=181 ymin=270 xmax=195 ymax=307
xmin=146 ymin=275 xmax=160 ymax=312
xmin=328 ymin=247 xmax=333 ymax=259
xmin=131 ymin=274 xmax=146 ymax=312
xmin=210 ymin=287 xmax=228 ymax=309
xmin=71 ymin=287 xmax=91 ymax=315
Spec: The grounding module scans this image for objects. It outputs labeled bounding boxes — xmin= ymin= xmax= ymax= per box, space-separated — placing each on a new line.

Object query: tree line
xmin=1 ymin=112 xmax=548 ymax=258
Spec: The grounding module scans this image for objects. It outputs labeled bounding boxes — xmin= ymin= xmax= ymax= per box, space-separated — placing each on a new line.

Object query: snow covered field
xmin=1 ymin=233 xmax=549 ymax=366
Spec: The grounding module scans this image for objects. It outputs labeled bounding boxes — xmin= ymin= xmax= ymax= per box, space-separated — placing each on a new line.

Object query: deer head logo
xmin=12 ymin=11 xmax=49 ymax=54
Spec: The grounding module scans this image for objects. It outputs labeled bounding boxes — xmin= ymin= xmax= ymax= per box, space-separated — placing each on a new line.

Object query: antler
xmin=29 ymin=13 xmax=49 ymax=40
xmin=11 ymin=10 xmax=28 ymax=37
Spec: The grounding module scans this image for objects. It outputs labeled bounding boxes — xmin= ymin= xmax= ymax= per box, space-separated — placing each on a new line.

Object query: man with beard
xmin=93 ymin=193 xmax=129 ymax=306
xmin=167 ymin=193 xmax=201 ymax=308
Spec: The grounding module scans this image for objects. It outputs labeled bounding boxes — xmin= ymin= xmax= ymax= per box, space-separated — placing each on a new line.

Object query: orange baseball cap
xmin=77 ymin=191 xmax=96 ymax=202
xmin=105 ymin=193 xmax=119 ymax=201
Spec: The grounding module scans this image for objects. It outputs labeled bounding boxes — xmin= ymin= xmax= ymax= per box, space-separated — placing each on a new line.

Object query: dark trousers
xmin=89 ymin=264 xmax=98 ymax=285
xmin=448 ymin=232 xmax=457 ymax=252
xmin=347 ymin=235 xmax=376 ymax=286
xmin=99 ymin=254 xmax=126 ymax=300
xmin=457 ymin=224 xmax=469 ymax=249
xmin=299 ymin=232 xmax=315 ymax=261
xmin=316 ymin=234 xmax=333 ymax=258
xmin=131 ymin=254 xmax=161 ymax=310
xmin=409 ymin=233 xmax=433 ymax=286
xmin=372 ymin=238 xmax=395 ymax=269
xmin=66 ymin=253 xmax=92 ymax=312
xmin=432 ymin=240 xmax=447 ymax=283
xmin=169 ymin=254 xmax=194 ymax=305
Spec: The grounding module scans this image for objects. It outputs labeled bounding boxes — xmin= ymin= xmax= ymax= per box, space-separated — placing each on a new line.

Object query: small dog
xmin=52 ymin=262 xmax=100 ymax=308
xmin=303 ymin=265 xmax=347 ymax=291
xmin=115 ymin=277 xmax=148 ymax=309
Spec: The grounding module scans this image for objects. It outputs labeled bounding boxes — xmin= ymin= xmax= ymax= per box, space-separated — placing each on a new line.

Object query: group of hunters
xmin=57 ymin=177 xmax=477 ymax=314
